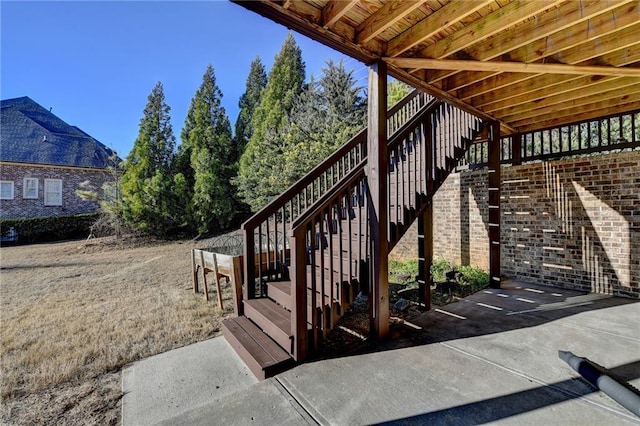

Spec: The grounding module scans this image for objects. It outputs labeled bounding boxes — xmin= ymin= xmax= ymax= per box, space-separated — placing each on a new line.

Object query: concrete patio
xmin=122 ymin=280 xmax=640 ymax=425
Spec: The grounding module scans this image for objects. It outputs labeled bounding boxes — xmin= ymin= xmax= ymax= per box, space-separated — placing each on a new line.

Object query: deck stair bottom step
xmin=222 ymin=316 xmax=293 ymax=380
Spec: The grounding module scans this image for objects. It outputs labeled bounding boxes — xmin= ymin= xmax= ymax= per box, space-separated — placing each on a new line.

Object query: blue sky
xmin=1 ymin=1 xmax=368 ymax=157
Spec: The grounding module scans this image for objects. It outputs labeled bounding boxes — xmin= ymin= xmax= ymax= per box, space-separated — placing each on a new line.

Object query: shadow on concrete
xmin=313 ymin=280 xmax=638 ymax=359
xmin=377 ymin=359 xmax=640 ymax=425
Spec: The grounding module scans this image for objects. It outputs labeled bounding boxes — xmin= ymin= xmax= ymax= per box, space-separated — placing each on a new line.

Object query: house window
xmin=0 ymin=181 xmax=14 ymax=200
xmin=44 ymin=179 xmax=62 ymax=206
xmin=23 ymin=178 xmax=39 ymax=199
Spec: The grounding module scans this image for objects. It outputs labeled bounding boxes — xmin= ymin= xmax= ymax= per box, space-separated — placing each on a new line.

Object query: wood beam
xmin=486 ymin=75 xmax=618 ymax=113
xmin=385 ymin=62 xmax=518 ymax=134
xmin=461 ymin=43 xmax=640 ymax=104
xmin=386 ymin=0 xmax=492 ymax=57
xmin=290 ymin=229 xmax=308 ymax=361
xmin=231 ymin=0 xmax=376 ymax=64
xmin=510 ymin=92 xmax=640 ymax=129
xmin=512 ymin=133 xmax=522 ymax=166
xmin=366 ymin=60 xmax=389 ymax=339
xmin=488 ymin=121 xmax=501 ymax=289
xmin=385 ymin=57 xmax=640 ymax=77
xmin=427 ymin=0 xmax=627 ymax=85
xmin=495 ymin=78 xmax=638 ymax=119
xmin=418 ymin=111 xmax=434 ymax=310
xmin=469 ymin=46 xmax=640 ymax=108
xmin=448 ymin=5 xmax=640 ymax=96
xmin=356 ymin=0 xmax=423 ymax=44
xmin=470 ymin=1 xmax=628 ymax=64
xmin=321 ymin=0 xmax=359 ymax=29
xmin=514 ymin=6 xmax=640 ymax=63
xmin=558 ymin=24 xmax=640 ymax=64
xmin=501 ymin=86 xmax=640 ymax=124
xmin=417 ymin=0 xmax=563 ymax=60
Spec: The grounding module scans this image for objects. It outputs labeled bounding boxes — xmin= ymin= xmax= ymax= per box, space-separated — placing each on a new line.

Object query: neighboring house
xmin=0 ymin=96 xmax=117 ymax=219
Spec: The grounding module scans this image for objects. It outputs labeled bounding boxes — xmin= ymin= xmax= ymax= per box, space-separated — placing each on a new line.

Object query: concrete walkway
xmin=122 ymin=281 xmax=640 ymax=425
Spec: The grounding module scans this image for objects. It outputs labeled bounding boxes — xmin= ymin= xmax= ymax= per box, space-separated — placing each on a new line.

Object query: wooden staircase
xmin=223 ymin=91 xmax=483 ymax=380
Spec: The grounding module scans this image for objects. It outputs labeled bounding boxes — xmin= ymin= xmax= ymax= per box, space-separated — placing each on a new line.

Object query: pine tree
xmin=236 ymin=33 xmax=306 ymax=211
xmin=318 ymin=59 xmax=366 ymax=150
xmin=182 ymin=64 xmax=235 ymax=234
xmin=388 ymin=79 xmax=412 ymax=107
xmin=121 ymin=82 xmax=178 ymax=236
xmin=281 ymin=60 xmax=366 ymax=188
xmin=234 ymin=56 xmax=267 ymax=164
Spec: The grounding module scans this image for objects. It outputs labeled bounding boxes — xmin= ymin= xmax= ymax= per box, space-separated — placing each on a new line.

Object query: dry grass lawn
xmin=0 ymin=236 xmax=236 ymax=425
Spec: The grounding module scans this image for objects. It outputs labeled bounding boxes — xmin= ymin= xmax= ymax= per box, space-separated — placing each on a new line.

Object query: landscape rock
xmin=394 ymin=298 xmax=411 ymax=311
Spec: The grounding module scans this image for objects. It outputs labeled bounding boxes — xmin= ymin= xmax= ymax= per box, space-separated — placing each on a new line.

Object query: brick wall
xmin=0 ymin=163 xmax=110 ymax=219
xmin=390 ymin=150 xmax=640 ymax=299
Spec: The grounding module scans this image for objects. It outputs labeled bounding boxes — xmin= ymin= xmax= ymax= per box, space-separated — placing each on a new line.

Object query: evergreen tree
xmin=388 ymin=79 xmax=412 ymax=107
xmin=121 ymin=82 xmax=178 ymax=236
xmin=318 ymin=59 xmax=366 ymax=150
xmin=234 ymin=56 xmax=267 ymax=163
xmin=236 ymin=33 xmax=306 ymax=211
xmin=282 ymin=60 xmax=366 ymax=190
xmin=182 ymin=64 xmax=235 ymax=234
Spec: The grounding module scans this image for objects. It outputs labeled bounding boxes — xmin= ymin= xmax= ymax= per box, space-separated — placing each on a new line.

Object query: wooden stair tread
xmin=222 ymin=316 xmax=292 ymax=380
xmin=268 ymin=281 xmax=291 ymax=296
xmin=266 ymin=281 xmax=344 ymax=312
xmin=245 ymin=298 xmax=291 ymax=334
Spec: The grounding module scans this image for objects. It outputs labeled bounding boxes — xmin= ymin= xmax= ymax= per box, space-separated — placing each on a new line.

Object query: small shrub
xmin=456 ymin=265 xmax=490 ymax=289
xmin=431 ymin=258 xmax=452 ymax=283
xmin=389 ymin=259 xmax=418 ymax=276
xmin=388 ymin=259 xmax=419 ymax=284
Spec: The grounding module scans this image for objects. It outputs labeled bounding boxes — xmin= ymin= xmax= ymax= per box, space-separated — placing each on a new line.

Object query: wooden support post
xmin=417 ymin=203 xmax=433 ymax=310
xmin=512 ymin=133 xmax=522 ymax=166
xmin=488 ymin=121 xmax=501 ymax=288
xmin=366 ymin=60 xmax=389 ymax=339
xmin=290 ymin=231 xmax=308 ymax=361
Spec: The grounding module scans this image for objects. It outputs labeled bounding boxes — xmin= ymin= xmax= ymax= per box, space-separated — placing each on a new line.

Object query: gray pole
xmin=559 ymin=350 xmax=640 ymax=418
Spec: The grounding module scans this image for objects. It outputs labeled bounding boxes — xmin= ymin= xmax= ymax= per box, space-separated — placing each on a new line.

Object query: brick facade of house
xmin=390 ymin=150 xmax=640 ymax=299
xmin=0 ymin=163 xmax=110 ymax=219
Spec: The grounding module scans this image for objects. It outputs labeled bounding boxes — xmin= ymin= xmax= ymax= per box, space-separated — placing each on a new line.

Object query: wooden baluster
xmin=266 ymin=216 xmax=271 ymax=282
xmin=257 ymin=225 xmax=263 ymax=294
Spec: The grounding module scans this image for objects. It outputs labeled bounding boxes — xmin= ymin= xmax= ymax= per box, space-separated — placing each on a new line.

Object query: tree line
xmin=102 ymin=34 xmax=381 ymax=238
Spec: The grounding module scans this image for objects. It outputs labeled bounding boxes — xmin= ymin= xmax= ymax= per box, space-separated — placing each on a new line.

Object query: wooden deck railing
xmin=242 ymin=90 xmax=433 ymax=299
xmin=387 ymin=101 xmax=483 ymax=246
xmin=286 ymin=100 xmax=483 ymax=360
xmin=462 ymin=109 xmax=640 ymax=168
xmin=289 ymin=163 xmax=368 ymax=360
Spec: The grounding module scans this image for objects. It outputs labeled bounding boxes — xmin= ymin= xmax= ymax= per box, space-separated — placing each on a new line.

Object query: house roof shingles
xmin=0 ymin=96 xmax=116 ymax=169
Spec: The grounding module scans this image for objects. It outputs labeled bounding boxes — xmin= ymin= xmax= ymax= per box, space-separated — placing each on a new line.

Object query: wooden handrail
xmin=242 ymin=129 xmax=366 ymax=230
xmin=387 ymin=89 xmax=421 ymax=117
xmin=291 ymin=162 xmax=366 ymax=231
xmin=387 ymin=99 xmax=441 ymax=151
xmin=290 ymin=97 xmax=440 ymax=234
